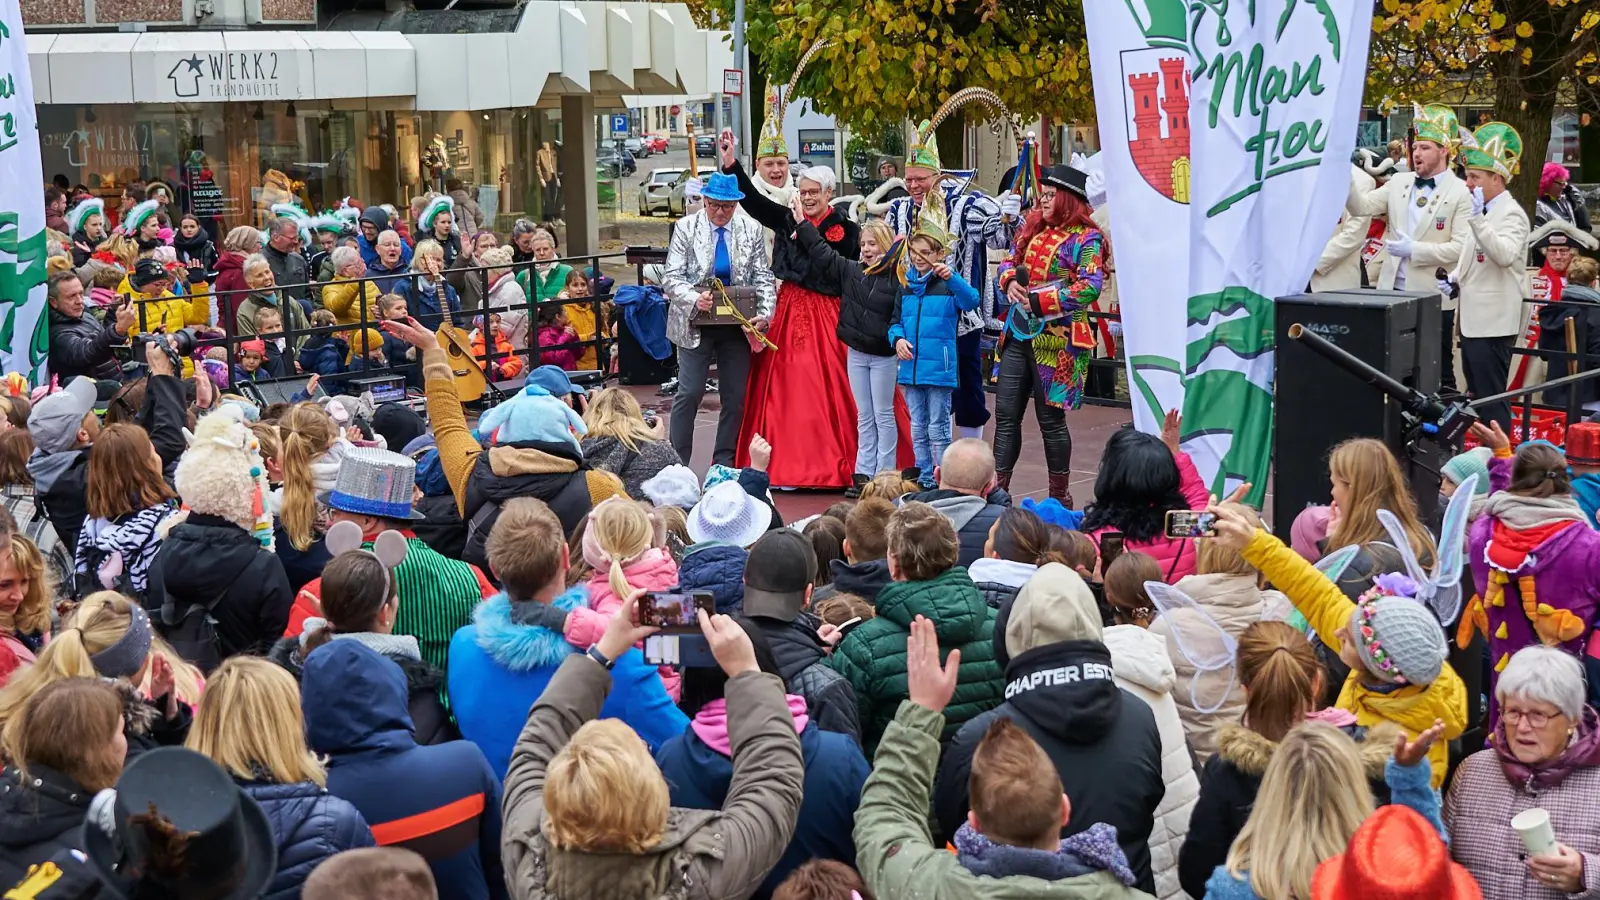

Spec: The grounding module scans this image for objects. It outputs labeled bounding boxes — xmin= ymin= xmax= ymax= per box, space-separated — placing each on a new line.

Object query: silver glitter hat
xmin=319 ymin=446 xmax=426 ymax=521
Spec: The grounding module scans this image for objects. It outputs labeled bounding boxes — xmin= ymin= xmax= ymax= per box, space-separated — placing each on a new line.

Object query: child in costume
xmin=885 ymin=196 xmax=980 ymax=489
xmin=1206 ymin=488 xmax=1472 ymax=788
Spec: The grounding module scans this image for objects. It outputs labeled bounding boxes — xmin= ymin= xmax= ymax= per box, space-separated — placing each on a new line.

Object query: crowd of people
xmin=9 ymin=85 xmax=1600 ymax=900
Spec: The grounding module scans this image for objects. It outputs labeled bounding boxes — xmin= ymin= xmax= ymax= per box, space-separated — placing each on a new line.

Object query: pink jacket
xmin=536 ymin=325 xmax=579 ymax=371
xmin=1089 ymin=450 xmax=1210 ymax=583
xmin=564 ymin=548 xmax=682 ymax=697
xmin=88 ymin=286 xmax=123 ymax=309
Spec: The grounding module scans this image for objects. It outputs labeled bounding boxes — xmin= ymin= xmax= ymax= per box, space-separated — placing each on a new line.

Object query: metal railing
xmin=103 ymin=249 xmax=634 ymax=401
xmin=1487 ymin=294 xmax=1600 ymax=440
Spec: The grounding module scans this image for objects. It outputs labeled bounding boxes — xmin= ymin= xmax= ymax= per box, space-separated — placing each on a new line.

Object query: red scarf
xmin=1487 ymin=519 xmax=1578 ymax=572
xmin=1538 ymin=262 xmax=1568 ymax=303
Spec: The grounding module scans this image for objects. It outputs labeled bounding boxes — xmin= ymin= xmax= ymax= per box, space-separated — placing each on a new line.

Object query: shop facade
xmin=26 ymin=2 xmax=724 ymax=252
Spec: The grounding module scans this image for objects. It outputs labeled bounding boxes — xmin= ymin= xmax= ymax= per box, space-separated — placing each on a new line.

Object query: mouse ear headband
xmin=325 ymin=520 xmax=409 ymax=597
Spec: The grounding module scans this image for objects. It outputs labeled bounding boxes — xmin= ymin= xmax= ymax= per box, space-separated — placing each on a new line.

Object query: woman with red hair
xmin=992 ymin=166 xmax=1106 ymax=507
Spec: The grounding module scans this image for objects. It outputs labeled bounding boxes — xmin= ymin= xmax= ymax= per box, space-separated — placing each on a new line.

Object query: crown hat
xmin=1411 ymin=103 xmax=1462 ymax=150
xmin=66 ymin=197 xmax=105 ymax=235
xmin=756 ymin=86 xmax=788 ymax=161
xmin=120 ymin=198 xmax=161 ymax=235
xmin=911 ymin=176 xmax=955 ymax=249
xmin=1460 ymin=122 xmax=1524 ymax=181
xmin=906 ymin=87 xmax=1013 ymax=174
xmin=419 ymin=194 xmax=456 ymax=232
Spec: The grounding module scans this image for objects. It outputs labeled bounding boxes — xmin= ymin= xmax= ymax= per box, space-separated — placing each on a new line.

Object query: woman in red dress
xmin=717 ymin=133 xmax=912 ymax=488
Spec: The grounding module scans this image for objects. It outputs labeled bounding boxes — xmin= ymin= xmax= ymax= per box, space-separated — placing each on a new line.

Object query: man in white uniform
xmin=1440 ymin=122 xmax=1530 ymax=432
xmin=1346 ymin=104 xmax=1473 ymax=391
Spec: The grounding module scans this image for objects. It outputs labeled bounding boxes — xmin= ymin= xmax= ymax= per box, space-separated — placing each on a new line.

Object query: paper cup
xmin=1512 ymin=807 xmax=1557 ymax=858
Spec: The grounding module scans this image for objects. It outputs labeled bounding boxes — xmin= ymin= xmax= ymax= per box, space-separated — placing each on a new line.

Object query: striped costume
xmin=883 ymin=180 xmax=1015 ymax=335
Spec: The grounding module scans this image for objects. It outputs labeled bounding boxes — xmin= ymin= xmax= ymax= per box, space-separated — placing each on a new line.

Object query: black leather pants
xmin=992 ymin=336 xmax=1072 ymax=475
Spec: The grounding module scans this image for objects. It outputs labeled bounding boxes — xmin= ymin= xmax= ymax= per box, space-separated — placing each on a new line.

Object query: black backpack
xmin=159 ymin=579 xmax=235 ymax=673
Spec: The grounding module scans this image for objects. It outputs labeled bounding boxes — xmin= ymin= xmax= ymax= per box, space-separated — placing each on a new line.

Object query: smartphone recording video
xmin=1165 ymin=510 xmax=1218 ymax=540
xmin=638 ymin=591 xmax=714 ymax=633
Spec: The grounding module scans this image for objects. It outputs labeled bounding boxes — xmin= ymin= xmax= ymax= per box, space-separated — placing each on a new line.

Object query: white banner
xmin=1084 ymin=0 xmax=1371 ymax=501
xmin=0 ymin=0 xmax=48 ymax=384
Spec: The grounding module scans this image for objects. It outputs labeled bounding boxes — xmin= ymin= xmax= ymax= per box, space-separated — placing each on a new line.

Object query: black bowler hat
xmin=83 ymin=747 xmax=277 ymax=900
xmin=1041 ymin=165 xmax=1090 ymax=201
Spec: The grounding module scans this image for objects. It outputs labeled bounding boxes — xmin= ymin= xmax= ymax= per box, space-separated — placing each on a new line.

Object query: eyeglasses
xmin=1503 ymin=708 xmax=1557 ymax=729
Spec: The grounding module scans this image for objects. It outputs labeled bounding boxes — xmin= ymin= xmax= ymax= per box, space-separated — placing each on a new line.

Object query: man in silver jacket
xmin=663 ymin=172 xmax=777 ymax=466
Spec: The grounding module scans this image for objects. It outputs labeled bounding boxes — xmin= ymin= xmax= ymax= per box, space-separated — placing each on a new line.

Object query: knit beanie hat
xmin=477 ymin=383 xmax=586 ymax=451
xmin=1440 ymin=447 xmax=1493 ymax=496
xmin=480 ymin=246 xmax=514 ymax=268
xmin=1006 ymin=562 xmax=1104 ymax=658
xmin=1349 ymin=573 xmax=1447 ymax=685
xmin=174 ymin=406 xmax=275 ymax=549
xmin=349 ymin=329 xmax=386 ymax=363
xmin=587 ymin=470 xmax=626 ymax=506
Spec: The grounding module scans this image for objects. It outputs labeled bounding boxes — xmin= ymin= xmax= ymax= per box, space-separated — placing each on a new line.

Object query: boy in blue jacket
xmin=887 ymin=211 xmax=981 ymax=490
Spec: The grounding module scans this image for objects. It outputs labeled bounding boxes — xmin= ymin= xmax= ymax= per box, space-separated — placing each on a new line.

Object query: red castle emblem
xmin=1121 ymin=51 xmax=1192 ymax=203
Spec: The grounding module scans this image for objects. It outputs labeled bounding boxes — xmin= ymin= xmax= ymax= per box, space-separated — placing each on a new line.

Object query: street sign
xmin=610 ymin=114 xmax=629 ymax=135
xmin=723 ymin=68 xmax=744 ymax=95
xmin=670 ymin=104 xmax=681 ymax=115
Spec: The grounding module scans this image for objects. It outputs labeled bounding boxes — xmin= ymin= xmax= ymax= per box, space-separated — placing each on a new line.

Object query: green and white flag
xmin=1083 ymin=0 xmax=1371 ymax=502
xmin=0 ymin=0 xmax=48 ymax=385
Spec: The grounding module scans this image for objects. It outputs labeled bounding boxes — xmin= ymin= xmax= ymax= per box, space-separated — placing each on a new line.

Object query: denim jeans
xmin=847 ymin=348 xmax=900 ymax=477
xmin=903 ymin=385 xmax=953 ymax=486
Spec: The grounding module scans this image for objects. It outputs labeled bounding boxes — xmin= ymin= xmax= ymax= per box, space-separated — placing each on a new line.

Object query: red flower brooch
xmin=825 ymin=224 xmax=845 ymax=243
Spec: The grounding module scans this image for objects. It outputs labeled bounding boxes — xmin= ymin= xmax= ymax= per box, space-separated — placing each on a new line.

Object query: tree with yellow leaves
xmin=1368 ymin=0 xmax=1600 ymax=212
xmin=684 ymin=0 xmax=1096 ymax=163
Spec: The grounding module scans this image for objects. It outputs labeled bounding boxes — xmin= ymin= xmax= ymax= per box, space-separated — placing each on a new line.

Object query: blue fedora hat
xmin=701 ymin=172 xmax=745 ymax=203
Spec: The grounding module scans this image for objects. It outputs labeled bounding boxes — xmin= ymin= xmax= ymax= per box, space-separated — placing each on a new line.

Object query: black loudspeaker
xmin=1273 ymin=289 xmax=1444 ymax=534
xmin=616 ymin=318 xmax=676 ymax=386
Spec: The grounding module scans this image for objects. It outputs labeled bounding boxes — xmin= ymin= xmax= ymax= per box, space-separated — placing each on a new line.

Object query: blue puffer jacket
xmin=447 ymin=587 xmax=687 ymax=781
xmin=238 ymin=779 xmax=375 ymax=900
xmin=887 ymin=266 xmax=981 ymax=388
xmin=677 ymin=541 xmax=749 ymax=614
xmin=296 ymin=336 xmax=347 ymax=379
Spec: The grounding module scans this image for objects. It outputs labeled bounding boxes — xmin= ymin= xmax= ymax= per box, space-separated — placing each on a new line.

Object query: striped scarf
xmin=389 ymin=537 xmax=483 ymax=671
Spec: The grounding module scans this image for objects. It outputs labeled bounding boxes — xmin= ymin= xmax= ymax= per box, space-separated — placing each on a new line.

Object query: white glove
xmin=999 ymin=191 xmax=1022 ymax=218
xmin=1385 ymin=235 xmax=1414 ymax=260
xmin=1436 ymin=275 xmax=1455 ymax=296
xmin=1108 ymin=320 xmax=1123 ymax=338
xmin=683 ymin=177 xmax=704 ymax=201
xmin=1470 ymin=186 xmax=1486 ymax=216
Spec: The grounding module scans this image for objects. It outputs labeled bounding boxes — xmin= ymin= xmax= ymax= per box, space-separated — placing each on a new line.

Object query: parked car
xmin=597 ymin=147 xmax=637 ymax=178
xmin=638 ymin=168 xmax=686 ymax=216
xmin=624 ymin=137 xmax=649 ymax=158
xmin=694 ymin=135 xmax=717 ymax=159
xmin=668 ymin=170 xmax=702 ymax=217
xmin=646 ymin=135 xmax=669 ymax=154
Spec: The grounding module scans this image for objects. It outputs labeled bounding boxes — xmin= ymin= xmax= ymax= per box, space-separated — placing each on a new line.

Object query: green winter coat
xmin=854 ymin=701 xmax=1156 ymax=900
xmin=829 ymin=567 xmax=1002 ymax=755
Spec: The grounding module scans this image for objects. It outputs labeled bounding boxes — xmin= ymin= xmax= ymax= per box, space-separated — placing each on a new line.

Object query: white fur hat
xmin=174 ymin=407 xmax=274 ymax=547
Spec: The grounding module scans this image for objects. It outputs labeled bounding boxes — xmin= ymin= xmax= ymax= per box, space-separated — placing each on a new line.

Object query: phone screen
xmin=638 ymin=591 xmax=714 ymax=633
xmin=1099 ymin=532 xmax=1125 ymax=573
xmin=1164 ymin=510 xmax=1218 ymax=540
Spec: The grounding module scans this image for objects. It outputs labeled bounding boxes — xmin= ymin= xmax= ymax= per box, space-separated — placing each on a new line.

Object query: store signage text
xmin=167 ymin=51 xmax=288 ymax=100
xmin=45 ymin=123 xmax=152 ymax=171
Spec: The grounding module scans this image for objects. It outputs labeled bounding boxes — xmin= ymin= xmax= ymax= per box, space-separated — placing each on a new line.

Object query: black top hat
xmin=1041 ymin=165 xmax=1089 ymax=201
xmin=83 ymin=747 xmax=277 ymax=900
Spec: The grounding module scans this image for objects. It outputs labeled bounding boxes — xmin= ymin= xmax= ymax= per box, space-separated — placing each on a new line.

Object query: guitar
xmin=437 ymin=324 xmax=487 ymax=402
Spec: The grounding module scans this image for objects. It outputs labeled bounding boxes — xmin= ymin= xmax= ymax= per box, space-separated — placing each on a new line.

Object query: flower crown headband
xmin=1354 ymin=572 xmax=1420 ymax=685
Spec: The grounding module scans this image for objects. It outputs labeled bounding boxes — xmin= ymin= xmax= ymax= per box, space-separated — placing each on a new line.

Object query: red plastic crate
xmin=1461 ymin=405 xmax=1568 ymax=449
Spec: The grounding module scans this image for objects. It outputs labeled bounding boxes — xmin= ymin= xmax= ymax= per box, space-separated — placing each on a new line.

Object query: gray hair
xmin=271 ymin=217 xmax=301 ymax=238
xmin=242 ymin=253 xmax=273 ymax=280
xmin=330 ymin=246 xmax=362 ymax=271
xmin=375 ymin=230 xmax=402 ymax=248
xmin=1497 ymin=645 xmax=1587 ymax=720
xmin=510 ymin=218 xmax=540 ymax=242
xmin=799 ymin=165 xmax=837 ymax=195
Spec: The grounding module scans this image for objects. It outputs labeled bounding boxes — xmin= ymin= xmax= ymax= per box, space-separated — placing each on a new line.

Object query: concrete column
xmin=560 ymin=93 xmax=600 ymax=257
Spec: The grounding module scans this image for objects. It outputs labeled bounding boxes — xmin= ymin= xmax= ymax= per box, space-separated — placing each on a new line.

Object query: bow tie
xmin=1415 ymin=176 xmax=1436 ymax=189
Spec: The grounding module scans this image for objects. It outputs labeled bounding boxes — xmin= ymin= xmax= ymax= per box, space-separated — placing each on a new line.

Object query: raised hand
xmin=1393 ymin=718 xmax=1446 ymax=768
xmin=1160 ymin=409 xmax=1182 ymax=456
xmin=380 ymin=316 xmax=440 ymax=351
xmin=595 ymin=589 xmax=658 ymax=662
xmin=718 ymin=128 xmax=738 ymax=170
xmin=906 ymin=615 xmax=960 ymax=714
xmin=1207 ymin=502 xmax=1257 ymax=554
xmin=699 ymin=607 xmax=758 ymax=677
xmin=748 ymin=433 xmax=772 ymax=472
xmin=1470 ymin=419 xmax=1511 ymax=453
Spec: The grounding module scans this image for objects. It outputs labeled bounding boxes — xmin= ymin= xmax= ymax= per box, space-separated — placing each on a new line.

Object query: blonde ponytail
xmin=279 ymin=404 xmax=336 ymax=551
xmin=0 ymin=592 xmax=145 ymax=744
xmin=588 ymin=500 xmax=654 ymax=599
xmin=608 ymin=558 xmax=634 ymax=604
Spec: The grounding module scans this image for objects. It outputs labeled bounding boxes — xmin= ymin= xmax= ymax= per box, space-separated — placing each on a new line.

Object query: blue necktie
xmin=713 ymin=227 xmax=732 ymax=283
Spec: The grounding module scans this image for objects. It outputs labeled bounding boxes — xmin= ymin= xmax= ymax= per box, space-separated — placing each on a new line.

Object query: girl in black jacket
xmin=172 ymin=213 xmax=220 ymax=283
xmin=796 ymin=215 xmax=905 ymax=495
xmin=0 ymin=678 xmax=127 ymax=888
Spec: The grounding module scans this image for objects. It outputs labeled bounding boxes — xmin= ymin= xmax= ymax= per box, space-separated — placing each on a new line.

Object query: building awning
xmin=29 ymin=30 xmax=415 ymax=105
xmin=26 ymin=4 xmax=724 ymax=111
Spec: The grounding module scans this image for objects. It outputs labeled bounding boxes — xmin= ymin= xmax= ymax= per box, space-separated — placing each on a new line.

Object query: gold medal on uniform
xmin=1416 ymin=193 xmax=1428 ymax=208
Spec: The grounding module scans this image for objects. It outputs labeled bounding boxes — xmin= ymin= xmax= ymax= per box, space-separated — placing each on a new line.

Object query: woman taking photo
xmin=580 ymin=388 xmax=682 ymax=499
xmin=0 ymin=592 xmax=201 ymax=757
xmin=992 ymin=165 xmax=1105 ymax=507
xmin=74 ymin=423 xmax=178 ymax=603
xmin=0 ymin=678 xmax=127 ymax=885
xmin=1153 ymin=502 xmax=1291 ymax=762
xmin=1080 ymin=413 xmax=1209 ymax=582
xmin=500 ymin=595 xmax=804 ymax=900
xmin=1445 ymin=645 xmax=1600 ymax=898
xmin=187 ymin=656 xmax=375 ymax=899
